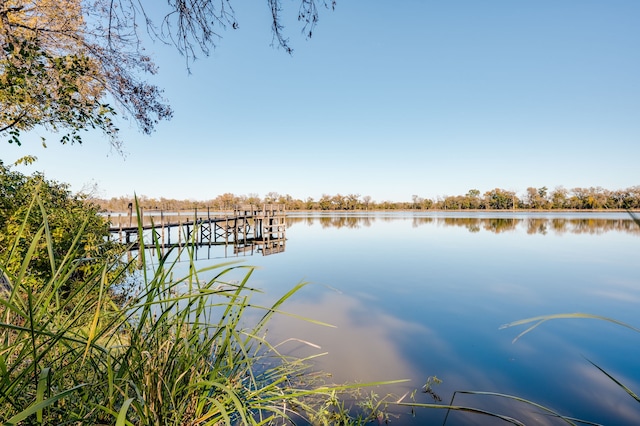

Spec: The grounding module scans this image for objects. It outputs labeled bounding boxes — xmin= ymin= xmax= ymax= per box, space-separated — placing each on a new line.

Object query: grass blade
xmin=584 ymin=358 xmax=640 ymax=403
xmin=115 ymin=398 xmax=134 ymax=426
xmin=35 ymin=367 xmax=50 ymax=424
xmin=500 ymin=313 xmax=640 ymax=343
xmin=443 ymin=390 xmax=585 ymax=425
xmin=3 ymin=384 xmax=88 ymax=424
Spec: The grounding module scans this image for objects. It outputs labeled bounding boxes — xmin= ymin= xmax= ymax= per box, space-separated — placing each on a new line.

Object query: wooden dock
xmin=107 ymin=204 xmax=286 ymax=256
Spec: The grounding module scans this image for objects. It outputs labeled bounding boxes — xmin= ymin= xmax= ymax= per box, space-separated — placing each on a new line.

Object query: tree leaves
xmin=1 ymin=0 xmax=333 ymax=148
xmin=0 ymin=0 xmax=170 ymax=148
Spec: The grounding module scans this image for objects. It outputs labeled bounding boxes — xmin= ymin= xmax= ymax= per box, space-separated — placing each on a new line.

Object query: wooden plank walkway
xmin=106 ymin=205 xmax=286 ymax=256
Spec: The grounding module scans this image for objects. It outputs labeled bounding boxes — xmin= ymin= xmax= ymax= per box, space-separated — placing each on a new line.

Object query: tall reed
xmin=0 ymin=194 xmax=402 ymax=425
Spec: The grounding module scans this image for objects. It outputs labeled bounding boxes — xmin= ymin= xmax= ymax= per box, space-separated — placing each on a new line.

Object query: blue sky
xmin=3 ymin=0 xmax=640 ymax=202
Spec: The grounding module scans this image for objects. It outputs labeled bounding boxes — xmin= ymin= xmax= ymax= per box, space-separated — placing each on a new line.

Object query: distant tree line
xmin=93 ymin=186 xmax=640 ymax=212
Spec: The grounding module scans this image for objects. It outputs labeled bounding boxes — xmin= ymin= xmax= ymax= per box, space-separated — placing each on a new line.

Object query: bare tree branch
xmin=1 ymin=0 xmax=335 ymax=147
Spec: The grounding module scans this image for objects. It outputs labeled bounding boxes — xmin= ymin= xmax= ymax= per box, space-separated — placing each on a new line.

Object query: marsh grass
xmin=0 ymin=194 xmax=406 ymax=425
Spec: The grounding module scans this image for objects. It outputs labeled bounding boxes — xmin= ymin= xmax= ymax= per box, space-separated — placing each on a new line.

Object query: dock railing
xmin=106 ymin=204 xmax=286 ymax=255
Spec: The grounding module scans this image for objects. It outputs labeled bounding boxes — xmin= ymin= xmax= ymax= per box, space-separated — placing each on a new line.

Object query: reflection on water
xmin=192 ymin=212 xmax=640 ymax=425
xmin=287 ymin=213 xmax=640 ymax=236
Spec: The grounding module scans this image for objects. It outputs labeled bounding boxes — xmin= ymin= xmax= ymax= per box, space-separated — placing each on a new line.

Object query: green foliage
xmin=0 ymin=0 xmax=172 ymax=148
xmin=483 ymin=188 xmax=517 ymax=210
xmin=0 ymin=33 xmax=119 ymax=146
xmin=0 ymin=161 xmax=126 ymax=296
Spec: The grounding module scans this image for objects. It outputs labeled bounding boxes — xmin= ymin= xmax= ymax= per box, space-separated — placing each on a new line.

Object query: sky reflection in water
xmin=190 ymin=212 xmax=640 ymax=425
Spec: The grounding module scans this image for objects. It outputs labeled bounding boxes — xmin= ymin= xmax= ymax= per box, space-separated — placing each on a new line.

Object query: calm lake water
xmin=167 ymin=211 xmax=640 ymax=425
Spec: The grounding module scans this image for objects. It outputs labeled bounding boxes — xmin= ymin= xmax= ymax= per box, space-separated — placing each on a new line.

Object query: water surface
xmin=186 ymin=212 xmax=640 ymax=425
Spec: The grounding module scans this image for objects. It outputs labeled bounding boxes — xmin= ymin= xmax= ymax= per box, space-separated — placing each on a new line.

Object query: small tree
xmin=483 ymin=188 xmax=517 ymax=210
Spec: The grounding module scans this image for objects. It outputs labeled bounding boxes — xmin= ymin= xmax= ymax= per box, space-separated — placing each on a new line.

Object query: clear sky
xmin=3 ymin=0 xmax=640 ymax=202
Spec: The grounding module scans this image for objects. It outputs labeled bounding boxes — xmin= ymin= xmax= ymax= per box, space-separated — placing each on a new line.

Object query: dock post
xmin=136 ymin=207 xmax=143 ymax=269
xmin=225 ymin=216 xmax=229 ymax=245
xmin=178 ymin=211 xmax=182 ymax=247
xmin=194 ymin=207 xmax=198 ymax=244
xmin=233 ymin=209 xmax=239 ymax=244
xmin=207 ymin=207 xmax=211 ymax=246
xmin=161 ymin=210 xmax=165 ymax=254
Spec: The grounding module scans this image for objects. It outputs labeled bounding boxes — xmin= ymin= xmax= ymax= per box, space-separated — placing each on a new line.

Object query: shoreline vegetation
xmin=93 ymin=185 xmax=640 ymax=212
xmin=0 ymin=199 xmax=402 ymax=424
xmin=0 ymin=165 xmax=410 ymax=424
xmin=1 ymin=164 xmax=638 ymax=424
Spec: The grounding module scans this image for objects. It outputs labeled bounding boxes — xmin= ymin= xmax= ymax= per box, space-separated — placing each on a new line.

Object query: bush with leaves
xmin=0 ymin=160 xmax=127 ymax=294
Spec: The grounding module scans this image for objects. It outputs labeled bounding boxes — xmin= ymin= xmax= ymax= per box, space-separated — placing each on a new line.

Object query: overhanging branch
xmin=0 ymin=112 xmax=27 ymax=134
